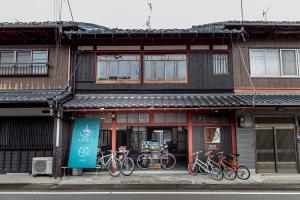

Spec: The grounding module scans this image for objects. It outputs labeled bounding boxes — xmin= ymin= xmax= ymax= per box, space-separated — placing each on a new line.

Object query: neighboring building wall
xmin=232 ymin=38 xmax=300 ymax=90
xmin=236 ymin=108 xmax=300 ymax=171
xmin=73 ymin=51 xmax=234 ymax=93
xmin=0 ymin=45 xmax=70 ymax=90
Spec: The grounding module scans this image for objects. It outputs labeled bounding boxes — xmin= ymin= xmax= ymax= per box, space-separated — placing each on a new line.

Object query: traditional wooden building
xmin=54 ymin=23 xmax=254 ymax=176
xmin=227 ymin=21 xmax=300 ymax=173
xmin=0 ymin=22 xmax=74 ymax=174
xmin=2 ymin=21 xmax=300 ymax=177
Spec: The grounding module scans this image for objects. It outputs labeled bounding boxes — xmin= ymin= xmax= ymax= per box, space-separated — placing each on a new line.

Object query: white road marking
xmin=0 ymin=191 xmax=299 ymax=195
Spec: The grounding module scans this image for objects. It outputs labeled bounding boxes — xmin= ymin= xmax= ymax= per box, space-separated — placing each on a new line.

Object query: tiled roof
xmin=223 ymin=20 xmax=300 ymax=27
xmin=0 ymin=89 xmax=71 ymax=104
xmin=62 ymin=94 xmax=300 ymax=109
xmin=66 ymin=22 xmax=243 ymax=36
xmin=0 ymin=21 xmax=77 ymax=28
xmin=252 ymin=95 xmax=300 ymax=106
xmin=62 ymin=94 xmax=251 ymax=109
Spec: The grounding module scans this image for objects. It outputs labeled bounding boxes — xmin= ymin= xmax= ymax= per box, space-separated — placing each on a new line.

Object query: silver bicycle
xmin=188 ymin=151 xmax=223 ymax=181
xmin=137 ymin=144 xmax=176 ymax=170
xmin=96 ymin=150 xmax=122 ymax=177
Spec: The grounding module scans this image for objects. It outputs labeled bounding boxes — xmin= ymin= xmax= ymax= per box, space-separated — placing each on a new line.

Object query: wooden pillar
xmin=231 ymin=112 xmax=237 ymax=154
xmin=188 ymin=111 xmax=193 ymax=164
xmin=112 ymin=117 xmax=117 ymax=152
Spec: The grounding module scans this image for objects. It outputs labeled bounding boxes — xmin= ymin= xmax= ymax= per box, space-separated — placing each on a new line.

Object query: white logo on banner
xmin=78 ymin=146 xmax=90 ymax=158
xmin=78 ymin=125 xmax=93 ymax=143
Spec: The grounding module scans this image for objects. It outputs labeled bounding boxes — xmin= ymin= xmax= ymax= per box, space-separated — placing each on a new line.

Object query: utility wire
xmin=237 ymin=34 xmax=256 ymax=107
xmin=66 ymin=0 xmax=74 ymax=22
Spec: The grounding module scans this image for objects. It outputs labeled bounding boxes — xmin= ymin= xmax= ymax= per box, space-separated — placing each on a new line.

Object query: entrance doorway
xmin=255 ymin=125 xmax=298 ymax=173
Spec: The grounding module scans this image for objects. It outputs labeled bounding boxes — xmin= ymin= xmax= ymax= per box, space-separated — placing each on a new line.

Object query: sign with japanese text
xmin=205 ymin=127 xmax=221 ymax=151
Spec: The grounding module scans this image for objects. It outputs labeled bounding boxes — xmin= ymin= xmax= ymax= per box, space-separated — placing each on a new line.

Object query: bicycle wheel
xmin=160 ymin=154 xmax=176 ymax=169
xmin=107 ymin=158 xmax=122 ymax=177
xmin=210 ymin=167 xmax=223 ymax=181
xmin=188 ymin=164 xmax=199 ymax=176
xmin=199 ymin=165 xmax=208 ymax=175
xmin=137 ymin=154 xmax=150 ymax=169
xmin=122 ymin=157 xmax=135 ymax=176
xmin=223 ymin=167 xmax=236 ymax=180
xmin=236 ymin=166 xmax=250 ymax=180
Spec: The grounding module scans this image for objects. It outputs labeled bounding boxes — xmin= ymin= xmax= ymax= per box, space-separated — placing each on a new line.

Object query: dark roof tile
xmin=0 ymin=89 xmax=71 ymax=104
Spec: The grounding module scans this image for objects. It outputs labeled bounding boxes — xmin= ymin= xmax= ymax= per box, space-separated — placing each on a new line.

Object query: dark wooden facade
xmin=233 ymin=37 xmax=300 ymax=91
xmin=74 ymin=50 xmax=234 ymax=93
xmin=0 ymin=45 xmax=70 ymax=90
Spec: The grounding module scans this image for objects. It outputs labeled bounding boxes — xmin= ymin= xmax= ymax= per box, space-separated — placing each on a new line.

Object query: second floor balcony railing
xmin=0 ymin=63 xmax=49 ymax=76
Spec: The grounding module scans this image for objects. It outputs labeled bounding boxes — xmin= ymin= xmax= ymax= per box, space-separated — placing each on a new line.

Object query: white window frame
xmin=249 ymin=48 xmax=300 ymax=78
xmin=213 ymin=53 xmax=228 ymax=75
xmin=280 ymin=49 xmax=299 ymax=77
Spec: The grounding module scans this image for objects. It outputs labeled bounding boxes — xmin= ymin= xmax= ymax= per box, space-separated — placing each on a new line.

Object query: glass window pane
xmin=165 ymin=113 xmax=177 ymax=123
xmin=117 ymin=114 xmax=127 ymax=123
xmin=265 ymin=49 xmax=280 ymax=76
xmin=166 ymin=54 xmax=185 ymax=60
xmin=99 ymin=55 xmax=116 ymax=61
xmin=178 ymin=61 xmax=187 ymax=80
xmin=177 ymin=113 xmax=187 ymax=123
xmin=128 ymin=113 xmax=139 ymax=123
xmin=155 ymin=61 xmax=164 ymax=80
xmin=109 ymin=62 xmax=118 ymax=80
xmin=144 ymin=61 xmax=152 ymax=80
xmin=139 ymin=113 xmax=150 ymax=123
xmin=32 ymin=51 xmax=48 ymax=63
xmin=250 ymin=49 xmax=266 ymax=76
xmin=119 ymin=61 xmax=130 ymax=80
xmin=0 ymin=51 xmax=14 ymax=63
xmin=97 ymin=62 xmax=107 ymax=80
xmin=120 ymin=55 xmax=139 ymax=61
xmin=130 ymin=61 xmax=140 ymax=80
xmin=145 ymin=55 xmax=162 ymax=60
xmin=166 ymin=61 xmax=175 ymax=80
xmin=281 ymin=50 xmax=297 ymax=76
xmin=17 ymin=51 xmax=31 ymax=63
xmin=154 ymin=113 xmax=165 ymax=123
xmin=213 ymin=54 xmax=228 ymax=74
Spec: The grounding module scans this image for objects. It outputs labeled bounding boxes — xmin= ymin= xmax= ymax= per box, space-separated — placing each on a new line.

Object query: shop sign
xmin=68 ymin=118 xmax=100 ymax=168
xmin=205 ymin=127 xmax=221 ymax=151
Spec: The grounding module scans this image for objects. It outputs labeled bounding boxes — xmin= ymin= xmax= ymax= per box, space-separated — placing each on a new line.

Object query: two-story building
xmin=55 ymin=22 xmax=254 ymax=176
xmin=2 ymin=21 xmax=300 ymax=177
xmin=226 ymin=21 xmax=300 ymax=173
xmin=0 ymin=22 xmax=74 ymax=174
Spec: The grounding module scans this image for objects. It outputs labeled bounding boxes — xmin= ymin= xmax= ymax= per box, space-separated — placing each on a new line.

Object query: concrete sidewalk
xmin=1 ymin=170 xmax=300 ymax=187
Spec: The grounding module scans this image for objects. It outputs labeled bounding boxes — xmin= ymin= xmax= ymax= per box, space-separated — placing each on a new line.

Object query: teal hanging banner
xmin=68 ymin=118 xmax=100 ymax=168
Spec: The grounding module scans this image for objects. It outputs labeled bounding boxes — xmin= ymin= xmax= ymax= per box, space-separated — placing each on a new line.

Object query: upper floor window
xmin=0 ymin=50 xmax=48 ymax=76
xmin=213 ymin=54 xmax=228 ymax=75
xmin=250 ymin=49 xmax=300 ymax=77
xmin=144 ymin=54 xmax=187 ymax=82
xmin=96 ymin=54 xmax=140 ymax=82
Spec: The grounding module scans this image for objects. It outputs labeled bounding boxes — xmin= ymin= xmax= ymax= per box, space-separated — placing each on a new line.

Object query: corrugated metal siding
xmin=236 ymin=127 xmax=256 ymax=169
xmin=74 ymin=51 xmax=234 ymax=92
xmin=0 ymin=117 xmax=53 ymax=173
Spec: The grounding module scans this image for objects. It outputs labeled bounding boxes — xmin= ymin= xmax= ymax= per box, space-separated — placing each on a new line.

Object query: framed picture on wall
xmin=204 ymin=127 xmax=221 ymax=151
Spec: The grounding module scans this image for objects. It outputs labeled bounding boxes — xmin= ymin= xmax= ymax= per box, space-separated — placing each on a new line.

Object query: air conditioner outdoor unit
xmin=32 ymin=157 xmax=53 ymax=176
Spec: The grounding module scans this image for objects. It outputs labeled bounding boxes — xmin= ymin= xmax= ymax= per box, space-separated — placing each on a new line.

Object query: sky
xmin=0 ymin=0 xmax=300 ymax=29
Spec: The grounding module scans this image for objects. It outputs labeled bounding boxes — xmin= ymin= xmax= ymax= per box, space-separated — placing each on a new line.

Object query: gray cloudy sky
xmin=1 ymin=0 xmax=300 ymax=28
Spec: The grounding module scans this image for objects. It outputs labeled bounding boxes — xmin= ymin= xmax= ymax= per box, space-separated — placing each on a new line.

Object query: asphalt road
xmin=0 ymin=191 xmax=300 ymax=200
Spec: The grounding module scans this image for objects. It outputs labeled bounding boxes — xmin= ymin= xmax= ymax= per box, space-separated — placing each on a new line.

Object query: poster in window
xmin=205 ymin=127 xmax=221 ymax=151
